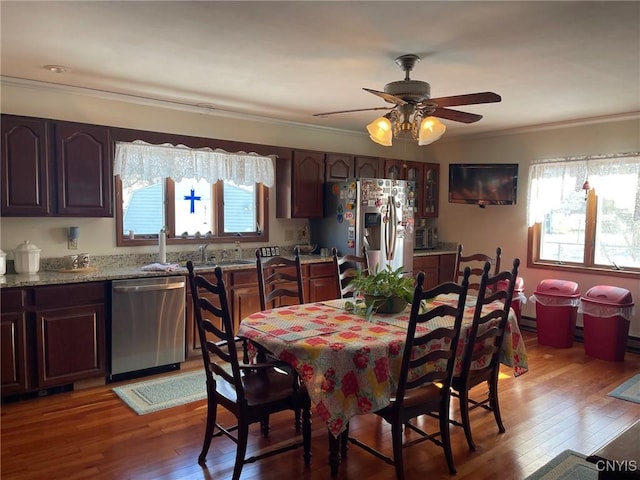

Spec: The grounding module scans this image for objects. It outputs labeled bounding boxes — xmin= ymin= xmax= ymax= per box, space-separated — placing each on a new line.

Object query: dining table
xmin=237 ymin=293 xmax=529 ymax=474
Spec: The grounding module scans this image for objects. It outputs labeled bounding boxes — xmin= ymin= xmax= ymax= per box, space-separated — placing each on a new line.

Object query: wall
xmin=2 ymin=81 xmax=639 ymax=338
xmin=422 ymin=117 xmax=640 ymax=337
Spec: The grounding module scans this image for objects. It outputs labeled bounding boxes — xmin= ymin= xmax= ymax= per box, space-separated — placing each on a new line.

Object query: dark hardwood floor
xmin=2 ymin=331 xmax=639 ymax=480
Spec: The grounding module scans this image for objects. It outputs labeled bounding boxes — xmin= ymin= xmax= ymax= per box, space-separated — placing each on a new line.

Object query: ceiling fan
xmin=313 ymin=54 xmax=501 ymax=145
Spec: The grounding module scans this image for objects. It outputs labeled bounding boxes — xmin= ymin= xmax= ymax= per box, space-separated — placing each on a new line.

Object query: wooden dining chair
xmin=256 ymin=247 xmax=305 ymax=310
xmin=186 ymin=262 xmax=311 ymax=479
xmin=454 ymin=244 xmax=502 ymax=290
xmin=450 ymin=257 xmax=520 ymax=451
xmin=332 ymin=246 xmax=369 ymax=298
xmin=345 ymin=267 xmax=472 ymax=479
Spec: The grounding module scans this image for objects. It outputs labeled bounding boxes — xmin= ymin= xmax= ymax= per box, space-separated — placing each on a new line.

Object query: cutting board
xmin=58 ymin=267 xmax=98 ymax=273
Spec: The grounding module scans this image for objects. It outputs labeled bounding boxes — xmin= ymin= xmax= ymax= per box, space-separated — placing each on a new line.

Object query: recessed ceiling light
xmin=43 ymin=65 xmax=69 ymax=74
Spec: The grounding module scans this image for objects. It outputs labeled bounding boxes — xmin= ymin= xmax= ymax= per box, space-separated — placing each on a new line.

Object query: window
xmin=528 ymin=152 xmax=640 ymax=274
xmin=114 ymin=141 xmax=273 ymax=246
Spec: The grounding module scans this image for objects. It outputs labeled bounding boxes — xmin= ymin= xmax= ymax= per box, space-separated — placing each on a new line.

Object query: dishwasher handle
xmin=113 ymin=281 xmax=185 ymax=293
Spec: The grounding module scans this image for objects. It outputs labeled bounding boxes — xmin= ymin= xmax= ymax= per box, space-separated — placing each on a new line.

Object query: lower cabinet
xmin=308 ymin=262 xmax=339 ymax=302
xmin=413 ymin=253 xmax=457 ymax=289
xmin=0 ymin=282 xmax=106 ymax=398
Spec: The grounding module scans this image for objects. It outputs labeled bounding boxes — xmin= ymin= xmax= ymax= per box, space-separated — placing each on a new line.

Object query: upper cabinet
xmin=53 ymin=122 xmax=112 ymax=217
xmin=1 ymin=116 xmax=51 ymax=216
xmin=383 ymin=159 xmax=406 ymax=180
xmin=1 ymin=115 xmax=113 ymax=217
xmin=422 ymin=163 xmax=439 ymax=217
xmin=276 ymin=150 xmax=324 ymax=218
xmin=354 ymin=156 xmax=382 ymax=179
xmin=325 ymin=154 xmax=381 ymax=181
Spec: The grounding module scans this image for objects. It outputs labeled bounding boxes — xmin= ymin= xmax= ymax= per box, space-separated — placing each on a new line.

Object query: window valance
xmin=114 ymin=140 xmax=276 ymax=188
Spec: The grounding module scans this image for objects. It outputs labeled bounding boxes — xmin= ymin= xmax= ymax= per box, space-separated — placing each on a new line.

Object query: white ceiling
xmin=1 ymin=1 xmax=639 ymax=139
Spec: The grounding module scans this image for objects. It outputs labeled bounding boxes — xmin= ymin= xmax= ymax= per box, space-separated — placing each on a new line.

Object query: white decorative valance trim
xmin=114 ymin=140 xmax=276 ymax=188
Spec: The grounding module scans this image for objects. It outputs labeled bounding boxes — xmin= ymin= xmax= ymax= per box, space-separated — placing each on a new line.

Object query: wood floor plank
xmin=2 ymin=331 xmax=639 ymax=479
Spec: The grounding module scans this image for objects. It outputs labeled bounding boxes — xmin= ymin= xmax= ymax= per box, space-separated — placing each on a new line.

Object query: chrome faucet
xmin=198 ymin=244 xmax=209 ymax=263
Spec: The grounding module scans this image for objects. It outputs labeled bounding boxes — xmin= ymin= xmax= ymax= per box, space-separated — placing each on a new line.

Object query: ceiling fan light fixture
xmin=418 ymin=116 xmax=446 ymax=146
xmin=366 ymin=115 xmax=393 ymax=146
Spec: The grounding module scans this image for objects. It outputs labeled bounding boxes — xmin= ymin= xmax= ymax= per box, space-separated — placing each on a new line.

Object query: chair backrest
xmin=458 ymin=258 xmax=520 ymax=380
xmin=332 ymin=246 xmax=369 ymax=298
xmin=454 ymin=244 xmax=502 ymax=290
xmin=256 ymin=247 xmax=305 ymax=310
xmin=395 ymin=267 xmax=471 ymax=404
xmin=186 ymin=261 xmax=247 ymax=405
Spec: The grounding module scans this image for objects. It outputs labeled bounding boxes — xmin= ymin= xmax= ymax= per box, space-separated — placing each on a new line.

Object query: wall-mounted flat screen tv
xmin=448 ymin=163 xmax=519 ymax=206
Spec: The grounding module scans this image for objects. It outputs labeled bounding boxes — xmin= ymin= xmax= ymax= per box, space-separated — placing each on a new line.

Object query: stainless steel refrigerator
xmin=310 ymin=178 xmax=415 ymax=275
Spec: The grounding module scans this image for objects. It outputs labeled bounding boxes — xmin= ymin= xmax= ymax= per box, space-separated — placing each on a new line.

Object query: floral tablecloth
xmin=238 ymin=294 xmax=528 ymax=437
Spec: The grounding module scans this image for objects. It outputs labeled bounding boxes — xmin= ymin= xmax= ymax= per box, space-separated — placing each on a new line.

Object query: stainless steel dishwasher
xmin=110 ymin=276 xmax=186 ymax=381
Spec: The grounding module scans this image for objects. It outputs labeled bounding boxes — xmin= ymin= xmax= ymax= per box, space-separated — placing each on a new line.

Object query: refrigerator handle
xmin=387 ymin=196 xmax=397 ymax=261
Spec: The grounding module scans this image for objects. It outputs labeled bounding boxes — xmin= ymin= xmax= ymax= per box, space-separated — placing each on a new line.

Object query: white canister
xmin=13 ymin=241 xmax=41 ymax=274
xmin=0 ymin=249 xmax=6 ymax=275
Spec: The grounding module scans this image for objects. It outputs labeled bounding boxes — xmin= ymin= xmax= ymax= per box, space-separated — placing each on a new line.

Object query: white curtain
xmin=114 ymin=140 xmax=276 ymax=188
xmin=527 ymin=152 xmax=640 ymax=226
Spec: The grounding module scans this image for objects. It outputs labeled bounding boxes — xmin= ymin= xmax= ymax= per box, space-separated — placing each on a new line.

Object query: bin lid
xmin=534 ymin=279 xmax=580 ymax=298
xmin=497 ymin=276 xmax=524 ymax=292
xmin=581 ymin=285 xmax=634 ymax=307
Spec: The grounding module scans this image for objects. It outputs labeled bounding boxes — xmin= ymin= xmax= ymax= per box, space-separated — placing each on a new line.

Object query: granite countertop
xmin=0 ymin=255 xmax=333 ymax=288
xmin=413 ymin=247 xmax=458 ymax=257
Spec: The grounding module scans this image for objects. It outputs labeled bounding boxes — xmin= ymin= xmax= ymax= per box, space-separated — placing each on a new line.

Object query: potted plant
xmin=345 ymin=264 xmax=415 ymax=316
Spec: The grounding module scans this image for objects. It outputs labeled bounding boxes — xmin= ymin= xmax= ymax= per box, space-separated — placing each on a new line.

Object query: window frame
xmin=527 ymin=165 xmax=640 ymax=278
xmin=110 ymin=128 xmax=272 ymax=247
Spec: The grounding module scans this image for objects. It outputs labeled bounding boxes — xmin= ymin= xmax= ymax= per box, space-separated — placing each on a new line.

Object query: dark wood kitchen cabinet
xmin=276 ymin=150 xmax=324 ymax=218
xmin=422 ymin=163 xmax=439 ymax=217
xmin=325 ymin=154 xmax=381 ymax=180
xmin=0 ymin=282 xmax=107 ymax=398
xmin=53 ymin=121 xmax=112 ymax=217
xmin=307 ymin=262 xmax=339 ymax=302
xmin=1 ymin=289 xmax=29 ymax=395
xmin=0 ymin=114 xmax=113 ymax=217
xmin=1 ymin=115 xmax=51 ymax=216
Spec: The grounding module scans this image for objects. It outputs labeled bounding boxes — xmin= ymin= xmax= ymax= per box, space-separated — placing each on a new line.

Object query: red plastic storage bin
xmin=580 ymin=286 xmax=634 ymax=361
xmin=531 ymin=279 xmax=580 ymax=348
xmin=498 ymin=276 xmax=525 ymax=324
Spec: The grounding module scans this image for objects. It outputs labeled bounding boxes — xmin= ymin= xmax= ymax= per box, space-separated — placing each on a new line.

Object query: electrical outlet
xmin=68 ymin=238 xmax=78 ymax=250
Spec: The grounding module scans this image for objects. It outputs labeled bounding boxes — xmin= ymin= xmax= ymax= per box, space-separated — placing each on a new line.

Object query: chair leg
xmin=260 ymin=415 xmax=270 ymax=437
xmin=340 ymin=422 xmax=349 ymax=459
xmin=391 ymin=420 xmax=405 ymax=480
xmin=489 ymin=377 xmax=505 ymax=433
xmin=302 ymin=398 xmax=312 ymax=466
xmin=232 ymin=421 xmax=249 ymax=480
xmin=198 ymin=388 xmax=217 ymax=465
xmin=459 ymin=388 xmax=477 ymax=451
xmin=440 ymin=409 xmax=457 ymax=474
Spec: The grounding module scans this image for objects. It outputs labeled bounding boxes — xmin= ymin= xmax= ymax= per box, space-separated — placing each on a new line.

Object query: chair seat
xmin=388 ymin=382 xmax=442 ymax=410
xmin=214 ymin=367 xmax=301 ymax=406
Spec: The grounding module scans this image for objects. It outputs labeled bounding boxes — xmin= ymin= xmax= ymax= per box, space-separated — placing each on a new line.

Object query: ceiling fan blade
xmin=429 ymin=92 xmax=501 ymax=108
xmin=363 ymin=88 xmax=408 ymax=106
xmin=432 ymin=107 xmax=483 ymax=124
xmin=313 ymin=106 xmax=393 ymax=117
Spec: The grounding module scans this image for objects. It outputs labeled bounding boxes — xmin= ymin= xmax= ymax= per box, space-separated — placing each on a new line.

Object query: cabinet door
xmin=54 ymin=122 xmax=113 ymax=217
xmin=354 ymin=156 xmax=381 ymax=178
xmin=185 ymin=273 xmax=223 ymax=359
xmin=413 ymin=255 xmax=439 ymax=290
xmin=308 ymin=262 xmax=339 ymax=302
xmin=423 ymin=163 xmax=439 ymax=217
xmin=1 ymin=115 xmax=51 ymax=216
xmin=35 ymin=304 xmax=105 ymax=387
xmin=438 ymin=253 xmax=457 ymax=283
xmin=292 ymin=150 xmax=324 ymax=218
xmin=325 ymin=154 xmax=354 ymax=181
xmin=229 ymin=285 xmax=262 ymax=332
xmin=383 ymin=159 xmax=405 ymax=180
xmin=405 ymin=161 xmax=423 ymax=217
xmin=1 ymin=313 xmax=29 ymax=395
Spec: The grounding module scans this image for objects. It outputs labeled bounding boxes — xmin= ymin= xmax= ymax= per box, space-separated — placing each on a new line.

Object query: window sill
xmin=527 ymin=260 xmax=639 ymax=279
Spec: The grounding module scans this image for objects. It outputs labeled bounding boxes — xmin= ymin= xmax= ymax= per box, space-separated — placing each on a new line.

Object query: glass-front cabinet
xmin=423 ymin=163 xmax=439 ymax=217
